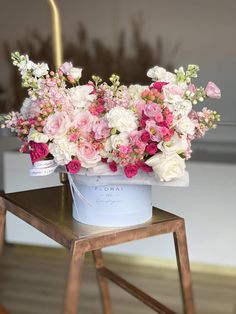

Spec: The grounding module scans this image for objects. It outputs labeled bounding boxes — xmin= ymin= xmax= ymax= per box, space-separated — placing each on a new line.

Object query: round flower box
xmin=70 ymin=175 xmax=152 ymax=227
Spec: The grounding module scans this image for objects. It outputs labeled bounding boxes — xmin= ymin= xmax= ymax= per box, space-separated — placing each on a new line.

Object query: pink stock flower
xmin=145 ymin=142 xmax=158 ymax=155
xmin=205 ymin=82 xmax=221 ymax=99
xmin=109 ymin=161 xmax=118 ymax=172
xmin=29 ymin=141 xmax=49 ymax=163
xmin=66 ymin=159 xmax=81 ymax=174
xmin=124 ymin=164 xmax=138 ymax=178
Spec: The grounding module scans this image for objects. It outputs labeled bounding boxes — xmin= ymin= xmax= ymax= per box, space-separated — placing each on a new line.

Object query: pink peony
xmin=205 ymin=82 xmax=221 ymax=99
xmin=66 ymin=159 xmax=81 ymax=174
xmin=145 ymin=142 xmax=158 ymax=155
xmin=29 ymin=141 xmax=49 ymax=163
xmin=109 ymin=161 xmax=118 ymax=172
xmin=124 ymin=164 xmax=138 ymax=178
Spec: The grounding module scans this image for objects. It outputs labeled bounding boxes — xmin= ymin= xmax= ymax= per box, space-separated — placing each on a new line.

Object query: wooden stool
xmin=0 ymin=185 xmax=195 ymax=314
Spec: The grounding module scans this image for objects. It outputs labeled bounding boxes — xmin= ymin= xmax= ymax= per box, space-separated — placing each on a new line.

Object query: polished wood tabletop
xmin=0 ymin=185 xmax=180 ymax=250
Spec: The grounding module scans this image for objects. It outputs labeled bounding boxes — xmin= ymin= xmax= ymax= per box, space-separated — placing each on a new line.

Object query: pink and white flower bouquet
xmin=2 ymin=52 xmax=221 ymax=183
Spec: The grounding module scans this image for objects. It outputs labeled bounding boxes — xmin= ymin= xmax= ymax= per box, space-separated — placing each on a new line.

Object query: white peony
xmin=158 ymin=133 xmax=189 ymax=155
xmin=145 ymin=152 xmax=186 ymax=182
xmin=106 ymin=107 xmax=138 ymax=133
xmin=147 ymin=66 xmax=176 ymax=83
xmin=49 ymin=138 xmax=77 ymax=165
xmin=68 ymin=85 xmax=96 ymax=110
xmin=28 ymin=129 xmax=49 ymax=143
xmin=32 ymin=62 xmax=49 ymax=77
xmin=176 ymin=117 xmax=195 ymax=135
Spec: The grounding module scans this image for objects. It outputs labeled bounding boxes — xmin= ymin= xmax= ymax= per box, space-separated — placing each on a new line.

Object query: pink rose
xmin=44 ymin=112 xmax=70 ymax=139
xmin=124 ymin=164 xmax=138 ymax=178
xmin=205 ymin=82 xmax=221 ymax=99
xmin=188 ymin=83 xmax=196 ymax=93
xmin=109 ymin=161 xmax=118 ymax=172
xmin=144 ymin=102 xmax=161 ymax=118
xmin=152 ymin=81 xmax=168 ymax=92
xmin=29 ymin=141 xmax=49 ymax=163
xmin=66 ymin=159 xmax=81 ymax=174
xmin=145 ymin=142 xmax=158 ymax=155
xmin=73 ymin=111 xmax=94 ymax=137
xmin=77 ymin=142 xmax=101 ymax=168
xmin=92 ymin=119 xmax=110 ymax=140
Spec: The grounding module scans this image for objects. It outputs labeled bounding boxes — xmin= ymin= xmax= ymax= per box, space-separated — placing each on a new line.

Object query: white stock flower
xmin=166 ymin=99 xmax=192 ymax=117
xmin=145 ymin=152 xmax=186 ymax=182
xmin=128 ymin=84 xmax=147 ymax=100
xmin=147 ymin=66 xmax=176 ymax=83
xmin=68 ymin=85 xmax=96 ymax=110
xmin=18 ymin=56 xmax=35 ymax=76
xmin=106 ymin=107 xmax=138 ymax=132
xmin=175 ymin=117 xmax=195 ymax=135
xmin=158 ymin=133 xmax=189 ymax=155
xmin=32 ymin=63 xmax=49 ymax=77
xmin=49 ymin=138 xmax=77 ymax=165
xmin=28 ymin=129 xmax=49 ymax=143
xmin=69 ymin=67 xmax=82 ymax=80
xmin=20 ymin=98 xmax=40 ymax=118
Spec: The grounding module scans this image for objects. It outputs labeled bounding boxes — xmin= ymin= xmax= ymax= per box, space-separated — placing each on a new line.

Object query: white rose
xmin=106 ymin=107 xmax=138 ymax=132
xmin=28 ymin=129 xmax=49 ymax=143
xmin=158 ymin=133 xmax=189 ymax=154
xmin=105 ymin=133 xmax=129 ymax=152
xmin=176 ymin=117 xmax=195 ymax=135
xmin=145 ymin=152 xmax=186 ymax=182
xmin=147 ymin=66 xmax=176 ymax=83
xmin=49 ymin=138 xmax=77 ymax=165
xmin=68 ymin=85 xmax=96 ymax=110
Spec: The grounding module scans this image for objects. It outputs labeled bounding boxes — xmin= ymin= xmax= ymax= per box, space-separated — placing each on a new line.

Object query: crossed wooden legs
xmin=63 ymin=220 xmax=195 ymax=314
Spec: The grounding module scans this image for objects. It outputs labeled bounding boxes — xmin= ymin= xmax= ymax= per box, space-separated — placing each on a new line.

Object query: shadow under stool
xmin=0 ymin=185 xmax=195 ymax=314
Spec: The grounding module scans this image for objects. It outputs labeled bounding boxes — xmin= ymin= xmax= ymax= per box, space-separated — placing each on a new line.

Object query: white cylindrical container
xmin=70 ymin=176 xmax=152 ymax=227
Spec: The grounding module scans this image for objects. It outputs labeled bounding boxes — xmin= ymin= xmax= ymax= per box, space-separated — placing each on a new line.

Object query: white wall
xmin=2 ymin=148 xmax=236 ymax=267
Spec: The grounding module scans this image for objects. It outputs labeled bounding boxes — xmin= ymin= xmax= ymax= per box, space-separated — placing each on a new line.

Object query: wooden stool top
xmin=0 ymin=186 xmax=182 ymax=251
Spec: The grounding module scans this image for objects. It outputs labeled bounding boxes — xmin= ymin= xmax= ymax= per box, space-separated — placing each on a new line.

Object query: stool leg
xmin=0 ymin=206 xmax=6 ymax=255
xmin=93 ymin=250 xmax=113 ymax=314
xmin=63 ymin=242 xmax=85 ymax=314
xmin=173 ymin=221 xmax=195 ymax=314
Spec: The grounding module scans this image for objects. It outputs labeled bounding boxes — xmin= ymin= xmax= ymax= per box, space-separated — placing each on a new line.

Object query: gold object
xmin=47 ymin=0 xmax=67 ymax=183
xmin=47 ymin=0 xmax=63 ymax=69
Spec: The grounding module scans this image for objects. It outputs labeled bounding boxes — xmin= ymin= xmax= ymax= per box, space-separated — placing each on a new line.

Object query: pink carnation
xmin=124 ymin=164 xmax=138 ymax=178
xmin=152 ymin=81 xmax=168 ymax=92
xmin=66 ymin=159 xmax=81 ymax=174
xmin=145 ymin=142 xmax=158 ymax=155
xmin=29 ymin=141 xmax=49 ymax=163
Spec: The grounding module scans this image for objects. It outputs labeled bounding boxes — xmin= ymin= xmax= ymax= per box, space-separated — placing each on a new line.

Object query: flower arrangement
xmin=2 ymin=52 xmax=221 ymax=182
